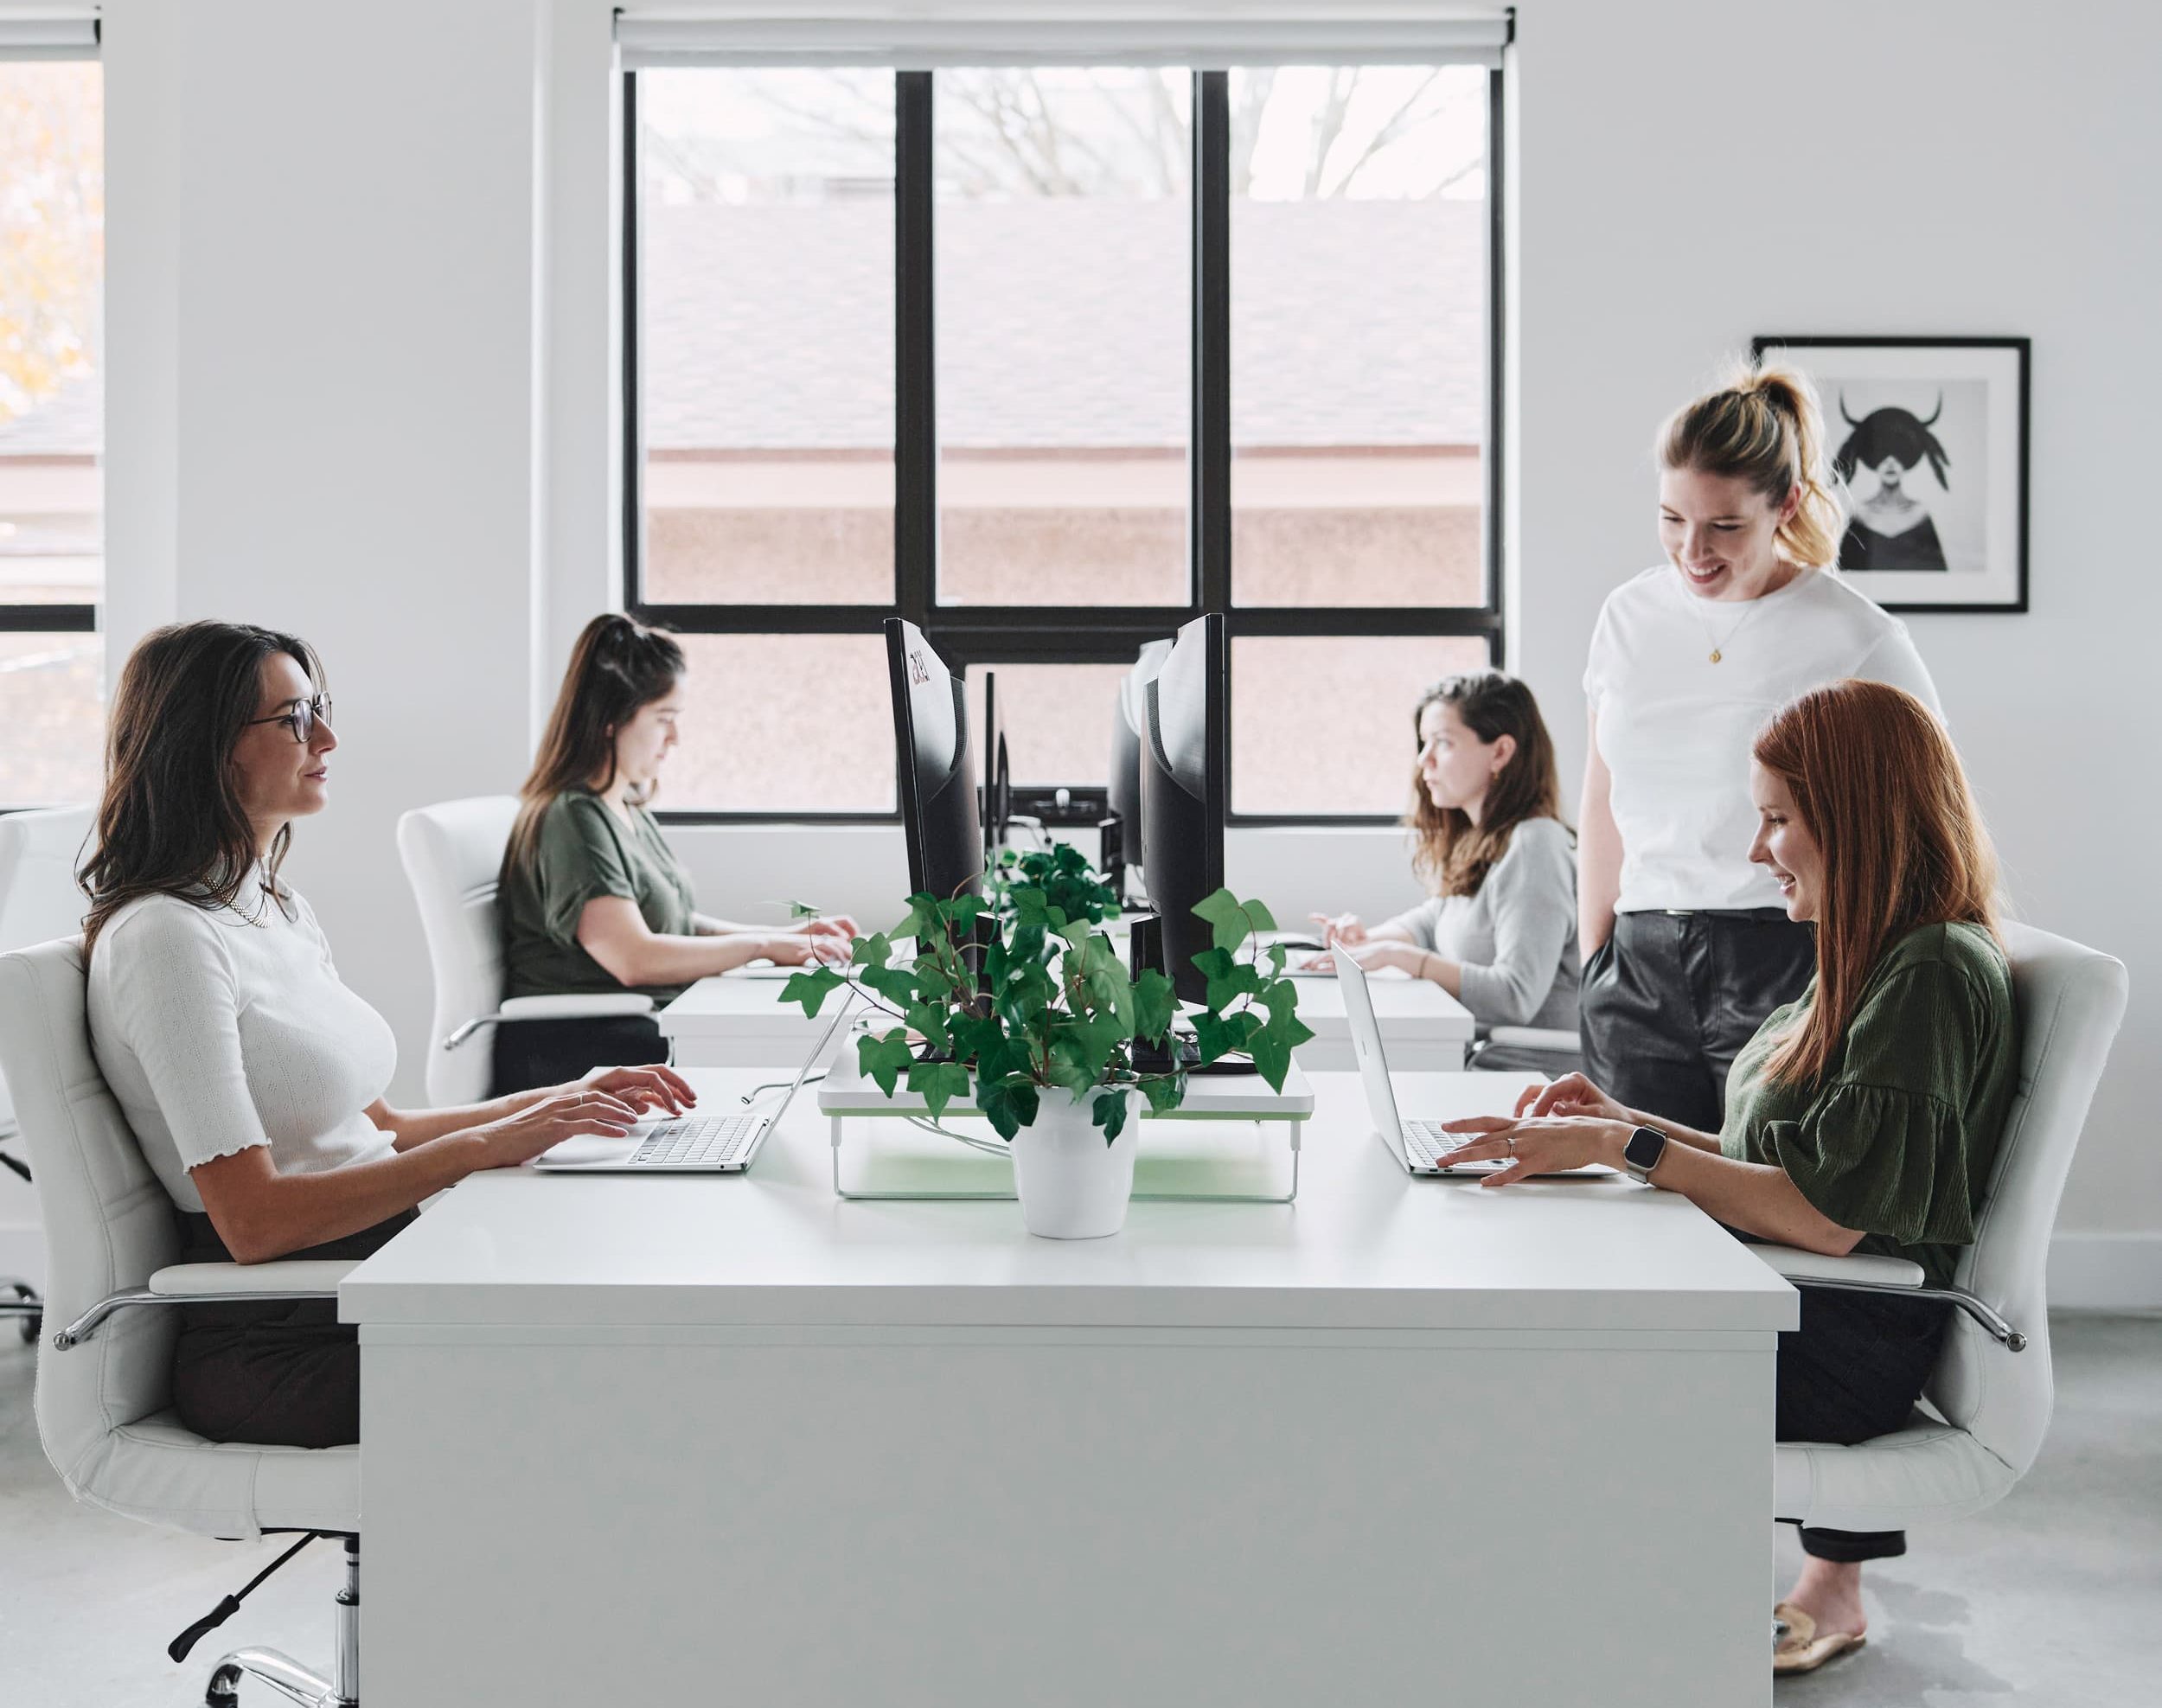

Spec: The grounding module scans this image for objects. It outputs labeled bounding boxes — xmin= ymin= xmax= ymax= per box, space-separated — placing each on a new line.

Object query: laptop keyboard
xmin=628 ymin=1115 xmax=761 ymax=1167
xmin=1403 ymin=1119 xmax=1476 ymax=1167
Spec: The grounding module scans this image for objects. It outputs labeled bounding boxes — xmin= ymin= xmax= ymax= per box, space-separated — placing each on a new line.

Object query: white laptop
xmin=1334 ymin=953 xmax=1601 ymax=1178
xmin=534 ymin=989 xmax=857 ymax=1174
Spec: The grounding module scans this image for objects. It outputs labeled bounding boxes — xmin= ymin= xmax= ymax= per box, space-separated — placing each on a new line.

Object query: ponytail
xmin=1660 ymin=357 xmax=1845 ymax=570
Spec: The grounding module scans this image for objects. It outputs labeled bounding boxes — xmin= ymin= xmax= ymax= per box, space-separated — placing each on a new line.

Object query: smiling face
xmin=1749 ymin=761 xmax=1824 ymax=924
xmin=610 ymin=677 xmax=685 ymax=793
xmin=1658 ymin=466 xmax=1801 ymax=603
xmin=1417 ymin=698 xmax=1514 ymax=825
xmin=231 ymin=651 xmax=336 ymax=845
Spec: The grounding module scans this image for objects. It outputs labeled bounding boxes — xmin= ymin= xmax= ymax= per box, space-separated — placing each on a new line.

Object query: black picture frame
xmin=1752 ymin=335 xmax=2030 ymax=614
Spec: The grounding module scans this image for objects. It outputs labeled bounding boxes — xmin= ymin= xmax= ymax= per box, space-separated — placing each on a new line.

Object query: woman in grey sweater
xmin=1312 ymin=672 xmax=1579 ymax=1065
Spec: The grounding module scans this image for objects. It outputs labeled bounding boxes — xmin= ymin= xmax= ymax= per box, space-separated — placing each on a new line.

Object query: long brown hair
xmin=505 ymin=613 xmax=686 ymax=880
xmin=1405 ymin=671 xmax=1564 ymax=898
xmin=1660 ymin=357 xmax=1845 ymax=570
xmin=80 ymin=620 xmax=326 ymax=960
xmin=1753 ymin=680 xmax=1999 ymax=1086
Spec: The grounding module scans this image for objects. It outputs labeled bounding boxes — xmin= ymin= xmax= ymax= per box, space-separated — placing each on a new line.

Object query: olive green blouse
xmin=1720 ymin=921 xmax=2018 ymax=1289
xmin=499 ymin=789 xmax=699 ymax=1004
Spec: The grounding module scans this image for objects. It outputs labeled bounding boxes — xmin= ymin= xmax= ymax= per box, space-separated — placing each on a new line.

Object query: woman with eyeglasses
xmin=80 ymin=621 xmax=693 ymax=1449
xmin=491 ymin=613 xmax=858 ymax=1096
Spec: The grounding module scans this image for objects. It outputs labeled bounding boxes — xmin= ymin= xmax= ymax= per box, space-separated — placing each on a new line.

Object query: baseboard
xmin=0 ymin=1223 xmax=44 ymax=1294
xmin=2048 ymin=1232 xmax=2162 ymax=1312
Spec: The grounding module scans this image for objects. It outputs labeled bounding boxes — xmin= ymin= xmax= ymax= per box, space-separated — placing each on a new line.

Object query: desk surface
xmin=344 ymin=1070 xmax=1793 ymax=1336
xmin=658 ymin=965 xmax=1475 ymax=1041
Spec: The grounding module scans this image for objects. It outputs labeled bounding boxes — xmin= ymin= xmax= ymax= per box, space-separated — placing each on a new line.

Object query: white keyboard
xmin=627 ymin=1115 xmax=763 ymax=1168
xmin=1402 ymin=1119 xmax=1478 ymax=1167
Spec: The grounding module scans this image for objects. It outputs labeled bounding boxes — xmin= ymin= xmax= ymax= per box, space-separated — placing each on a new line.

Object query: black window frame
xmin=623 ymin=65 xmax=1506 ymax=827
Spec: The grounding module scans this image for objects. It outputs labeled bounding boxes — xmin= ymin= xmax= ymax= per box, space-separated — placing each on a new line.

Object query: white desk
xmin=659 ymin=964 xmax=1476 ymax=1071
xmin=346 ymin=1070 xmax=1794 ymax=1708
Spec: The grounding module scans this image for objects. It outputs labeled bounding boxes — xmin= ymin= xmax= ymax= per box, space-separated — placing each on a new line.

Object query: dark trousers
xmin=1580 ymin=908 xmax=1816 ymax=1132
xmin=171 ymin=1207 xmax=417 ymax=1449
xmin=1776 ymin=1285 xmax=1951 ymax=1561
xmin=489 ymin=1013 xmax=669 ymax=1098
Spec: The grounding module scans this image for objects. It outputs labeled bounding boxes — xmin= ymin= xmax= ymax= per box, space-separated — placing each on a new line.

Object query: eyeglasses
xmin=245 ymin=694 xmax=334 ymax=745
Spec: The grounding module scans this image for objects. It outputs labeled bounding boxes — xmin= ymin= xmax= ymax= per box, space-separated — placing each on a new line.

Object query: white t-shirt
xmin=1583 ymin=565 xmax=1940 ymax=913
xmin=86 ymin=881 xmax=399 ymax=1213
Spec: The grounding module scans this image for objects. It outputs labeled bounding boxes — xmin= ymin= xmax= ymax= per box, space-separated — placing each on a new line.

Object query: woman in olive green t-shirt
xmin=1435 ymin=680 xmax=2015 ymax=1678
xmin=494 ymin=614 xmax=857 ymax=1095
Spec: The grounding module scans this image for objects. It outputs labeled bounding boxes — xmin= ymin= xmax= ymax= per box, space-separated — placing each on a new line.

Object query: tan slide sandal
xmin=1773 ymin=1602 xmax=1866 ymax=1675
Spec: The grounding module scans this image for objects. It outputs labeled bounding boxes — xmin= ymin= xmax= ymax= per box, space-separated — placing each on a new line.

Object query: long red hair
xmin=1753 ymin=680 xmax=1999 ymax=1086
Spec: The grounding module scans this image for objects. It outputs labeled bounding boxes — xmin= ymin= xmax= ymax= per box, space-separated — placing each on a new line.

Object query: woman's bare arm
xmin=576 ymin=896 xmax=829 ymax=987
xmin=1577 ymin=706 xmax=1623 ymax=956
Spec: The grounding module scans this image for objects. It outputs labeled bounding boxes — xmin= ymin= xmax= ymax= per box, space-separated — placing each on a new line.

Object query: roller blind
xmin=617 ymin=5 xmax=1511 ymax=69
xmin=0 ymin=16 xmax=99 ymax=58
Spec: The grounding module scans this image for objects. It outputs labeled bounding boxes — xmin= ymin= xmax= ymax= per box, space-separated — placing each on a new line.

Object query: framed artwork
xmin=1752 ymin=335 xmax=2030 ymax=612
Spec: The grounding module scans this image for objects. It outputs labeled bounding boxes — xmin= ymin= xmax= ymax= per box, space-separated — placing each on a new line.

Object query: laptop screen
xmin=1332 ymin=954 xmax=1404 ymax=1140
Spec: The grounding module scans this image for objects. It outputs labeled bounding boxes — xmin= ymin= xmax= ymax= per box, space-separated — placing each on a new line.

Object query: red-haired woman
xmin=1436 ymin=680 xmax=2016 ymax=1676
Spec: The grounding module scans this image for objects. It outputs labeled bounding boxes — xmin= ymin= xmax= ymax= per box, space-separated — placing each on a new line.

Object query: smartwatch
xmin=1622 ymin=1125 xmax=1668 ymax=1185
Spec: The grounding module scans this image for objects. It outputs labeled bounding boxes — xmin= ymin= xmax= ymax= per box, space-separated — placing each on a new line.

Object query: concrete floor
xmin=2 ymin=1315 xmax=2158 ymax=1705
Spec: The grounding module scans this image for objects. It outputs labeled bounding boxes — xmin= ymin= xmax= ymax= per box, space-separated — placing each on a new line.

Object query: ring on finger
xmin=1505 ymin=1135 xmax=1516 ymax=1158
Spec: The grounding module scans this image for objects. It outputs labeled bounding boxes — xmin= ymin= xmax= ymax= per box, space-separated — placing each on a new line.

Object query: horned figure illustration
xmin=1833 ymin=393 xmax=1953 ymax=573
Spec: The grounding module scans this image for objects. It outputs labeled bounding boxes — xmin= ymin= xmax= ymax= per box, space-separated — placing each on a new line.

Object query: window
xmin=626 ymin=56 xmax=1500 ymax=822
xmin=0 ymin=46 xmax=102 ymax=807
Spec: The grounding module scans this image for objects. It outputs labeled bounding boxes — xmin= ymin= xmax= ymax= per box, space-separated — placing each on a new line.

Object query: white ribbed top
xmin=86 ymin=880 xmax=398 ymax=1213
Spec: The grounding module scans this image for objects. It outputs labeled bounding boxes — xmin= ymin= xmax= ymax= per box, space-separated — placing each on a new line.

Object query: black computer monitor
xmin=1107 ymin=638 xmax=1172 ymax=889
xmin=980 ymin=668 xmax=1011 ymax=866
xmin=884 ymin=618 xmax=983 ymax=904
xmin=1140 ymin=613 xmax=1226 ymax=1006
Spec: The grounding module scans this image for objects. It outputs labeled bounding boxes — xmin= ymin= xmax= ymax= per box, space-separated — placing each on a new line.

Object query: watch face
xmin=1623 ymin=1126 xmax=1665 ymax=1169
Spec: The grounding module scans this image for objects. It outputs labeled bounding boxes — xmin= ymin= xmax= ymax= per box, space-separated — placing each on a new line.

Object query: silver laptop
xmin=534 ymin=988 xmax=856 ymax=1174
xmin=1335 ymin=953 xmax=1598 ymax=1177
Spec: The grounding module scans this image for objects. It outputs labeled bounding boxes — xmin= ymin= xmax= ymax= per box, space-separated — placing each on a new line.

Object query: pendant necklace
xmin=1692 ymin=590 xmax=1766 ymax=665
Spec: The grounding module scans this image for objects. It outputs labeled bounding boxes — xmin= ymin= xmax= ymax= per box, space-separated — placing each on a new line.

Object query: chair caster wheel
xmin=206 ymin=1661 xmax=241 ymax=1707
xmin=19 ymin=1315 xmax=37 ymax=1344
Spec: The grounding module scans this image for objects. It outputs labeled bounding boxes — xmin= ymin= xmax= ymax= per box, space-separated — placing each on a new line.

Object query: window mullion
xmin=895 ymin=70 xmax=936 ymax=628
xmin=1193 ymin=70 xmax=1231 ymax=619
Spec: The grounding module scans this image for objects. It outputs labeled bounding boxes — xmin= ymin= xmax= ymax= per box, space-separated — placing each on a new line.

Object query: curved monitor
xmin=1140 ymin=615 xmax=1226 ymax=1004
xmin=884 ymin=618 xmax=982 ymax=903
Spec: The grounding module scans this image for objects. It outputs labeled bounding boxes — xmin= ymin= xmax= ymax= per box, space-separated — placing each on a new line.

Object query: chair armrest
xmin=53 ymin=1259 xmax=355 ymax=1352
xmin=1482 ymin=1027 xmax=1583 ymax=1054
xmin=1747 ymin=1243 xmax=2026 ymax=1352
xmin=444 ymin=992 xmax=655 ymax=1049
xmin=1750 ymin=1243 xmax=1925 ymax=1288
xmin=150 ymin=1259 xmax=360 ymax=1297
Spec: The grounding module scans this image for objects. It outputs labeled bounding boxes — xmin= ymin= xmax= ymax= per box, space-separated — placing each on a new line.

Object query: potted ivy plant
xmin=779 ymin=844 xmax=1312 ymax=1238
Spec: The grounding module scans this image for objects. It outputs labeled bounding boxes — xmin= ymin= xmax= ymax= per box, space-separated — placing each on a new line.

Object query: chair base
xmin=205 ymin=1538 xmax=358 ymax=1707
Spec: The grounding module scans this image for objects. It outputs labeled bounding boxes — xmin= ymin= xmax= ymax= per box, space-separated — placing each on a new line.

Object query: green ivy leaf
xmin=1137 ymin=1071 xmax=1187 ymax=1114
xmin=784 ymin=899 xmax=823 ymax=919
xmin=1132 ymin=969 xmax=1177 ymax=1044
xmin=1256 ymin=981 xmax=1302 ymax=1030
xmin=1091 ymin=1089 xmax=1130 ymax=1144
xmin=777 ymin=966 xmax=847 ymax=1017
xmin=1192 ymin=887 xmax=1276 ymax=954
xmin=1192 ymin=1008 xmax=1257 ymax=1064
xmin=1202 ymin=959 xmax=1265 ymax=1016
xmin=858 ymin=1028 xmax=913 ymax=1097
xmin=943 ymin=894 xmax=989 ymax=931
xmin=906 ymin=1060 xmax=971 ymax=1123
xmin=1246 ymin=1021 xmax=1294 ymax=1091
xmin=899 ymin=893 xmax=943 ymax=946
xmin=977 ymin=1078 xmax=1039 ymax=1142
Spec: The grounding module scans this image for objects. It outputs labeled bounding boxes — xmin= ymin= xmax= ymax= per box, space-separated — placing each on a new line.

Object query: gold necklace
xmin=1686 ymin=566 xmax=1794 ymax=663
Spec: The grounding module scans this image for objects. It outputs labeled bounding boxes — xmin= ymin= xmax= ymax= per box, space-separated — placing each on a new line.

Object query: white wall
xmin=9 ymin=0 xmax=2153 ymax=1300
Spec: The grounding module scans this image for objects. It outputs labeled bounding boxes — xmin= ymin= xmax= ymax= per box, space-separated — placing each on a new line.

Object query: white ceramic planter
xmin=1007 ymin=1084 xmax=1139 ymax=1239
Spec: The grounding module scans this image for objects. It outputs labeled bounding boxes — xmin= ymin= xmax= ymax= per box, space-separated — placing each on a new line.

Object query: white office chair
xmin=0 ymin=804 xmax=97 ymax=1342
xmin=1753 ymin=921 xmax=2129 ymax=1536
xmin=0 ymin=937 xmax=365 ymax=1706
xmin=395 ymin=795 xmax=652 ymax=1107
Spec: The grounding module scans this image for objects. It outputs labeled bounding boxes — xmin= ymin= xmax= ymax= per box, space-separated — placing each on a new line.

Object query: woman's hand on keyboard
xmin=576 ymin=1063 xmax=696 ymax=1116
xmin=474 ymin=1090 xmax=639 ymax=1168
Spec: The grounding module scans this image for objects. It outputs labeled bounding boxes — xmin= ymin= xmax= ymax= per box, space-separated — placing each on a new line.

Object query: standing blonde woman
xmin=1577 ymin=361 xmax=1939 ymax=1129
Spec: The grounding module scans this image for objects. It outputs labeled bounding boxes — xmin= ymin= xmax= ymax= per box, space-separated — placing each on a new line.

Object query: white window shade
xmin=0 ymin=16 xmax=99 ymax=57
xmin=617 ymin=5 xmax=1509 ymax=69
